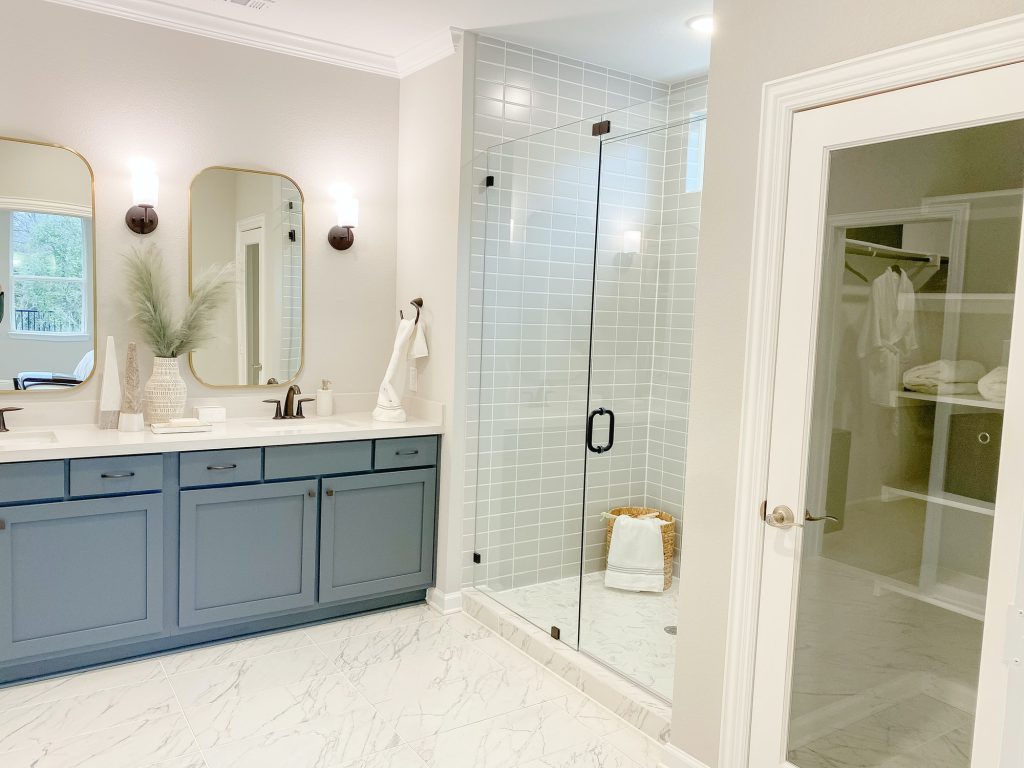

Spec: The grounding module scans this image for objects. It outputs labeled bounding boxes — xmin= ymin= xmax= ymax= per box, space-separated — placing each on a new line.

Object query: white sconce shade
xmin=130 ymin=159 xmax=159 ymax=207
xmin=336 ymin=196 xmax=359 ymax=228
xmin=623 ymin=230 xmax=642 ymax=254
xmin=126 ymin=158 xmax=159 ymax=234
xmin=328 ymin=183 xmax=358 ymax=251
xmin=330 ymin=184 xmax=359 ymax=227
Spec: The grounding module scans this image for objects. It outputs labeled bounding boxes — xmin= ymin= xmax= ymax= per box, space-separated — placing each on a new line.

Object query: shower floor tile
xmin=484 ymin=572 xmax=679 ymax=701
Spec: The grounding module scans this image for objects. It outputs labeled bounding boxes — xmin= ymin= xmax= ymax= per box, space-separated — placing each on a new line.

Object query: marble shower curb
xmin=462 ymin=587 xmax=673 ymax=743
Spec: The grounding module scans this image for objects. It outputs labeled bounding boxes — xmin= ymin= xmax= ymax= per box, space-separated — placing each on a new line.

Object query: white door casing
xmin=720 ymin=15 xmax=1024 ymax=768
xmin=745 ymin=62 xmax=1024 ymax=768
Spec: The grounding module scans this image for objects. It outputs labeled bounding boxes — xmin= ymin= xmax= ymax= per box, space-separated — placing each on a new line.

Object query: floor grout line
xmin=161 ymin=657 xmax=212 ymax=768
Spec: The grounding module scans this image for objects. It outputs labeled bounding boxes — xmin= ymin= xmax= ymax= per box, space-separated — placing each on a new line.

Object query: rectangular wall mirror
xmin=0 ymin=137 xmax=95 ymax=392
xmin=189 ymin=166 xmax=304 ymax=387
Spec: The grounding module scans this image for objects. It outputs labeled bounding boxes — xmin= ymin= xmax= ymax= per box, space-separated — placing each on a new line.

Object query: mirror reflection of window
xmin=0 ymin=138 xmax=95 ymax=392
xmin=189 ymin=167 xmax=303 ymax=388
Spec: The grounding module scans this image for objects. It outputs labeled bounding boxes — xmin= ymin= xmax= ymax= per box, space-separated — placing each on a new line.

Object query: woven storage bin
xmin=605 ymin=507 xmax=675 ymax=590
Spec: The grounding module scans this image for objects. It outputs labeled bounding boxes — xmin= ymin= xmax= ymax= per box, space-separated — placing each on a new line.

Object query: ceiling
xmin=46 ymin=0 xmax=712 ymax=81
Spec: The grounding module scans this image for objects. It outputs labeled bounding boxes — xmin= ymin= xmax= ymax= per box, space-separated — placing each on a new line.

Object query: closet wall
xmin=821 ymin=122 xmax=1024 ymax=578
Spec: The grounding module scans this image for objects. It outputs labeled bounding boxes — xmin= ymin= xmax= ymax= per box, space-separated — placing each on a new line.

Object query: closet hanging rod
xmin=844 ymin=238 xmax=947 ymax=266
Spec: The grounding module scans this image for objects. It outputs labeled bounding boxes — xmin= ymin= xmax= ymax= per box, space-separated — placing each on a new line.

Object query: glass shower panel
xmin=471 ymin=119 xmax=601 ymax=647
xmin=579 ymin=116 xmax=703 ymax=701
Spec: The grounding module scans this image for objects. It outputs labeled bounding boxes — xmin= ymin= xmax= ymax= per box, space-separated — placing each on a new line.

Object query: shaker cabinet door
xmin=319 ymin=468 xmax=436 ymax=604
xmin=0 ymin=495 xmax=164 ymax=661
xmin=179 ymin=481 xmax=317 ymax=627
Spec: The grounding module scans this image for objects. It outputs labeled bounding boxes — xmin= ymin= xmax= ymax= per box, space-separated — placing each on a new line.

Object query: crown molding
xmin=395 ymin=27 xmax=462 ymax=78
xmin=45 ymin=0 xmax=459 ymax=78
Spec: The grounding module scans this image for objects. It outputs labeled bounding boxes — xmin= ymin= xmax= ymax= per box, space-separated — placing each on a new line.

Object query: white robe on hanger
xmin=857 ymin=269 xmax=918 ymax=407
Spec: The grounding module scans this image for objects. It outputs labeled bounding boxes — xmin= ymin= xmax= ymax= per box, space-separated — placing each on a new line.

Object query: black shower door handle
xmin=586 ymin=407 xmax=615 ymax=454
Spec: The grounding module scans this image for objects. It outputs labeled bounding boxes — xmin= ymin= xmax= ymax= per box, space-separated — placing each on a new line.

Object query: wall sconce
xmin=328 ymin=184 xmax=359 ymax=251
xmin=126 ymin=159 xmax=159 ymax=235
xmin=623 ymin=230 xmax=642 ymax=254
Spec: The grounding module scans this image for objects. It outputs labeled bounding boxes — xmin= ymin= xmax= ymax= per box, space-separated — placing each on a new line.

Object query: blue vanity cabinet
xmin=179 ymin=480 xmax=318 ymax=627
xmin=0 ymin=494 xmax=164 ymax=661
xmin=319 ymin=468 xmax=437 ymax=603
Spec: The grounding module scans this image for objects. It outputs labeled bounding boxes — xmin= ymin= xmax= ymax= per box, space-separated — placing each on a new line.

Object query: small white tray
xmin=151 ymin=418 xmax=213 ymax=434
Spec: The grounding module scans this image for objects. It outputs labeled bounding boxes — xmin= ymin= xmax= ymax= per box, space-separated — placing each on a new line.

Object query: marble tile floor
xmin=0 ymin=603 xmax=670 ymax=768
xmin=483 ymin=572 xmax=679 ymax=701
xmin=788 ymin=693 xmax=973 ymax=768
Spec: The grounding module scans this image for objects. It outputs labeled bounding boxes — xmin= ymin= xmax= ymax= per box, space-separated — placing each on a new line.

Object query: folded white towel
xmin=903 ymin=360 xmax=986 ymax=388
xmin=978 ymin=366 xmax=1007 ymax=402
xmin=605 ymin=515 xmax=667 ymax=593
xmin=904 ymin=382 xmax=979 ymax=396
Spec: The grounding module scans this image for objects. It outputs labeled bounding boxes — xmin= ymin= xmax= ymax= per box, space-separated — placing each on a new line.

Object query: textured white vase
xmin=144 ymin=357 xmax=186 ymax=424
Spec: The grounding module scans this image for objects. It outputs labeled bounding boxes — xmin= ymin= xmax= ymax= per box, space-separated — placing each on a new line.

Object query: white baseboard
xmin=426 ymin=587 xmax=463 ymax=615
xmin=658 ymin=743 xmax=710 ymax=768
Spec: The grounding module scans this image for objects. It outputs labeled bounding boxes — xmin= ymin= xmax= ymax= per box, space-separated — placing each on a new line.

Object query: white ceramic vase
xmin=144 ymin=357 xmax=187 ymax=424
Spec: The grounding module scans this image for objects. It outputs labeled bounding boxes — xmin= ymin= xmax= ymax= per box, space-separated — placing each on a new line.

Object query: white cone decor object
xmin=144 ymin=357 xmax=187 ymax=424
xmin=119 ymin=342 xmax=145 ymax=432
xmin=98 ymin=335 xmax=122 ymax=429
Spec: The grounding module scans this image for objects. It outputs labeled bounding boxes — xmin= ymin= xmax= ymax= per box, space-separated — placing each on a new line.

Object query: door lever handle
xmin=765 ymin=505 xmax=839 ymax=529
xmin=804 ymin=511 xmax=839 ymax=524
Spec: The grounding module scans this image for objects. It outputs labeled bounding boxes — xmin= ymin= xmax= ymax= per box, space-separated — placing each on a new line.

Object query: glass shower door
xmin=579 ymin=116 xmax=703 ymax=700
xmin=470 ymin=120 xmax=601 ymax=647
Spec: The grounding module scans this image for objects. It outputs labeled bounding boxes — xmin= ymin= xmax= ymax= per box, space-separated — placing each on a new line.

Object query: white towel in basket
xmin=605 ymin=515 xmax=668 ymax=593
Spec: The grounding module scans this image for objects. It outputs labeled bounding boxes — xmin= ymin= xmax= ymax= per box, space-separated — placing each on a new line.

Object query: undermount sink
xmin=0 ymin=430 xmax=59 ymax=449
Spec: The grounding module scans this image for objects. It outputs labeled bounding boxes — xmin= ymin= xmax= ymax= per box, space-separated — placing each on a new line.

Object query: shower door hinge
xmin=1006 ymin=605 xmax=1024 ymax=666
xmin=484 ymin=175 xmax=495 ymax=187
xmin=592 ymin=120 xmax=611 ymax=136
xmin=550 ymin=626 xmax=561 ymax=640
xmin=473 ymin=552 xmax=482 ymax=564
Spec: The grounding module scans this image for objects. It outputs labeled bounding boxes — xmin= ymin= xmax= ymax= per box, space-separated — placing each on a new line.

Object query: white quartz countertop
xmin=0 ymin=412 xmax=443 ymax=464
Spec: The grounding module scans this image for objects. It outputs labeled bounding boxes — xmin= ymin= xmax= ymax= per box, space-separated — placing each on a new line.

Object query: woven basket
xmin=605 ymin=507 xmax=675 ymax=590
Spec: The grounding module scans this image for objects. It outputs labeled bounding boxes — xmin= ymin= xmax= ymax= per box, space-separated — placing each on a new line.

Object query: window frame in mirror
xmin=0 ymin=135 xmax=97 ymax=396
xmin=187 ymin=165 xmax=305 ymax=389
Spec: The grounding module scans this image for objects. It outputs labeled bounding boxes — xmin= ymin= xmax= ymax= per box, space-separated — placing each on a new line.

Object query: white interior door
xmin=750 ymin=62 xmax=1024 ymax=768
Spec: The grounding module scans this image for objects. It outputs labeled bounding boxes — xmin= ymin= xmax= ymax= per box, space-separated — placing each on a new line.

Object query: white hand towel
xmin=372 ymin=318 xmax=416 ymax=423
xmin=605 ymin=515 xmax=667 ymax=593
xmin=978 ymin=366 xmax=1008 ymax=402
xmin=408 ymin=319 xmax=429 ymax=360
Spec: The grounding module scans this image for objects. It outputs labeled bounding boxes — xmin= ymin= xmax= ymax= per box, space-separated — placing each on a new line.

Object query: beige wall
xmin=674 ymin=1 xmax=1022 ymax=765
xmin=0 ymin=2 xmax=399 ymax=406
xmin=395 ymin=40 xmax=473 ymax=600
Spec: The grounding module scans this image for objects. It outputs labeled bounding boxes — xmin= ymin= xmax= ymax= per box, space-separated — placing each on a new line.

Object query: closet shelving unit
xmin=870 ymin=189 xmax=1022 ymax=622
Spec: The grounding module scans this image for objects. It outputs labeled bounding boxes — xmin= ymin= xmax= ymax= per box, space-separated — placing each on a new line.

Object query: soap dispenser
xmin=316 ymin=379 xmax=334 ymax=417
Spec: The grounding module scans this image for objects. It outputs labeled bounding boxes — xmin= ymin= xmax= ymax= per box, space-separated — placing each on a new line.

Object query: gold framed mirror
xmin=189 ymin=166 xmax=304 ymax=387
xmin=0 ymin=137 xmax=96 ymax=393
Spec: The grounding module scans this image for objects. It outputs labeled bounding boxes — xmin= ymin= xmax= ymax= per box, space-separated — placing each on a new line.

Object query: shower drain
xmin=664 ymin=625 xmax=677 ymax=635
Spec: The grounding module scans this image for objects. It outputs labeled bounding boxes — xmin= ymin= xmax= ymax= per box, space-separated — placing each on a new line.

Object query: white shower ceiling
xmin=44 ymin=0 xmax=712 ymax=80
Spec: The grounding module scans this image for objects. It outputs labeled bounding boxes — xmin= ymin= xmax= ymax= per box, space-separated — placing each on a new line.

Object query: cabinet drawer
xmin=180 ymin=449 xmax=262 ymax=488
xmin=264 ymin=441 xmax=371 ymax=480
xmin=0 ymin=462 xmax=64 ymax=505
xmin=69 ymin=455 xmax=163 ymax=498
xmin=374 ymin=436 xmax=438 ymax=470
